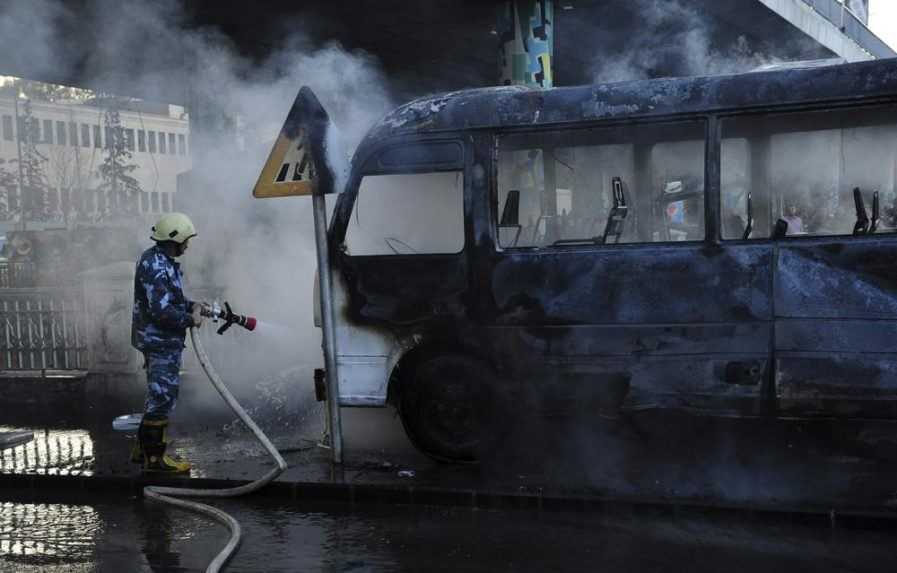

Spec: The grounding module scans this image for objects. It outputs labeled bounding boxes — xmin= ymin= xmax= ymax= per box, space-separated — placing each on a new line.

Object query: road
xmin=1 ymin=490 xmax=896 ymax=573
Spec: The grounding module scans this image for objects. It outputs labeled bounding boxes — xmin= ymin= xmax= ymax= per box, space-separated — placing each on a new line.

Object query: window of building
xmin=161 ymin=192 xmax=170 ymax=212
xmin=93 ymin=125 xmax=101 ymax=148
xmin=81 ymin=124 xmax=90 ymax=147
xmin=69 ymin=122 xmax=78 ymax=147
xmin=496 ymin=121 xmax=706 ymax=249
xmin=168 ymin=133 xmax=176 ymax=155
xmin=56 ymin=121 xmax=66 ymax=146
xmin=148 ymin=131 xmax=156 ymax=153
xmin=137 ymin=130 xmax=146 ymax=152
xmin=104 ymin=126 xmax=113 ymax=149
xmin=151 ymin=192 xmax=159 ymax=213
xmin=2 ymin=116 xmax=13 ymax=141
xmin=43 ymin=119 xmax=53 ymax=144
xmin=721 ymin=105 xmax=897 ymax=239
xmin=158 ymin=131 xmax=167 ymax=154
xmin=177 ymin=133 xmax=186 ymax=155
xmin=124 ymin=128 xmax=135 ymax=151
xmin=140 ymin=191 xmax=149 ymax=212
xmin=345 ymin=171 xmax=465 ymax=256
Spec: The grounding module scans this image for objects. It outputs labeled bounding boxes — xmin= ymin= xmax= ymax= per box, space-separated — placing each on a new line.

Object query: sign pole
xmin=253 ymin=86 xmax=344 ymax=465
xmin=312 ymin=190 xmax=343 ymax=464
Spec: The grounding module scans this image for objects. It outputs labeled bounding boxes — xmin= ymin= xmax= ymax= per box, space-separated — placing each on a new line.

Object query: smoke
xmin=0 ymin=1 xmax=394 ymax=406
xmin=588 ymin=0 xmax=781 ymax=84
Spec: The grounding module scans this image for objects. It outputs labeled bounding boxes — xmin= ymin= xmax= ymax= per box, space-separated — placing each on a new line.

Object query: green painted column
xmin=498 ymin=0 xmax=554 ymax=88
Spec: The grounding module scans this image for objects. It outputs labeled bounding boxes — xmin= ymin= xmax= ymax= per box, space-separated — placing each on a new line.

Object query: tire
xmin=399 ymin=353 xmax=494 ymax=463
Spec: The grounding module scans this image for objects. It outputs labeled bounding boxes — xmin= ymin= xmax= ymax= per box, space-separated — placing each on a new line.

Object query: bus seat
xmin=601 ymin=177 xmax=629 ymax=244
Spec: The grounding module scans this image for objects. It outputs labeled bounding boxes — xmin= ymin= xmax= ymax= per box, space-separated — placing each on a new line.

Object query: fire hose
xmin=142 ymin=309 xmax=287 ymax=572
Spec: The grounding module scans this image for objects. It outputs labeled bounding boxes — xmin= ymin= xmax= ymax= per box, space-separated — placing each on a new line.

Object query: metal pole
xmin=312 ymin=191 xmax=343 ymax=464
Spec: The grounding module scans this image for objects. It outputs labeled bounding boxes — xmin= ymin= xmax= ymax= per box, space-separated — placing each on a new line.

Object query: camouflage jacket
xmin=131 ymin=245 xmax=195 ymax=352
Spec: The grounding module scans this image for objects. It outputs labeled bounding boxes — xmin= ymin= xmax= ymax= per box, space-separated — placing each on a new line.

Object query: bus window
xmin=722 ymin=105 xmax=897 ymax=239
xmin=497 ymin=121 xmax=705 ymax=249
xmin=344 ymin=171 xmax=464 ymax=256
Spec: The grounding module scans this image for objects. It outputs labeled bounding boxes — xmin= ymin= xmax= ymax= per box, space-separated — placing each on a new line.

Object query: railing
xmin=0 ymin=289 xmax=88 ymax=373
xmin=0 ymin=262 xmax=37 ymax=289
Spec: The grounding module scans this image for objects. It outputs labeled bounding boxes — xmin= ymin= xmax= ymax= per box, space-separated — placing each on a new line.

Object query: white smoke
xmin=0 ymin=0 xmax=395 ymax=389
xmin=590 ymin=0 xmax=781 ymax=84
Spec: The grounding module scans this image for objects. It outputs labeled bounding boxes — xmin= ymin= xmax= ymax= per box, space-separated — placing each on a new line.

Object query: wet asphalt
xmin=2 ymin=490 xmax=897 ymax=573
xmin=4 ymin=368 xmax=897 ymax=571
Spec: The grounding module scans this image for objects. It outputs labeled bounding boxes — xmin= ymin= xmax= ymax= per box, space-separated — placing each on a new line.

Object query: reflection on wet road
xmin=1 ymin=493 xmax=896 ymax=573
xmin=0 ymin=427 xmax=93 ymax=476
xmin=0 ymin=501 xmax=99 ymax=572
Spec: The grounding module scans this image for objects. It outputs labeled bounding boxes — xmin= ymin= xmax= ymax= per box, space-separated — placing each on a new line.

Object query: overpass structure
xmin=0 ymin=0 xmax=892 ymax=103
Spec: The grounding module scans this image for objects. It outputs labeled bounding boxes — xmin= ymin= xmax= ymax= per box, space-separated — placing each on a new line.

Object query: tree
xmin=47 ymin=139 xmax=90 ymax=226
xmin=0 ymin=159 xmax=18 ymax=220
xmin=15 ymin=99 xmax=53 ymax=223
xmin=94 ymin=101 xmax=143 ymax=220
xmin=0 ymin=78 xmax=92 ymax=104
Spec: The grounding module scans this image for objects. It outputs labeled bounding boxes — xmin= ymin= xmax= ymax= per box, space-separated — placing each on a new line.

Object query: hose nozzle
xmin=203 ymin=301 xmax=257 ymax=335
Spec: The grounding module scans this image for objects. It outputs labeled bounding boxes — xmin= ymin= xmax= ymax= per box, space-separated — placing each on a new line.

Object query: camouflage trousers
xmin=143 ymin=350 xmax=183 ymax=420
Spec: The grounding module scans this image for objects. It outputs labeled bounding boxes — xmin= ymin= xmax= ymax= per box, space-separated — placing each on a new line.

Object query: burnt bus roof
xmin=360 ymin=58 xmax=897 ymax=150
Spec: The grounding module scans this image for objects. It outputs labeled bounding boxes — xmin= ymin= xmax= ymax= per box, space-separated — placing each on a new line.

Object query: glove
xmin=190 ymin=305 xmax=204 ymax=328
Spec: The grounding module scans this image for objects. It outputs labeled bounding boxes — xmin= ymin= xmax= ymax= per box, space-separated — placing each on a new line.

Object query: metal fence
xmin=0 ymin=289 xmax=88 ymax=373
xmin=0 ymin=262 xmax=37 ymax=289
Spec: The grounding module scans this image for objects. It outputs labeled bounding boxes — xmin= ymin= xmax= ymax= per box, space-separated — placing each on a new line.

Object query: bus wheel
xmin=399 ymin=353 xmax=493 ymax=463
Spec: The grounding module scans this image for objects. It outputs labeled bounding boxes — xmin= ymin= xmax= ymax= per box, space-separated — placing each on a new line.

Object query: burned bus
xmin=311 ymin=59 xmax=897 ymax=461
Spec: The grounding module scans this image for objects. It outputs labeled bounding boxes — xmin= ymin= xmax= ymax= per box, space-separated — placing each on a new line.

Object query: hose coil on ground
xmin=143 ymin=328 xmax=288 ymax=572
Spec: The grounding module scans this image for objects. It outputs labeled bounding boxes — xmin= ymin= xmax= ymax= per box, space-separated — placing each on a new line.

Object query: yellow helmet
xmin=151 ymin=213 xmax=197 ymax=244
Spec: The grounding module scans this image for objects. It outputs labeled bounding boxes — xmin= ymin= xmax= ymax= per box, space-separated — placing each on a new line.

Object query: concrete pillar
xmin=498 ymin=0 xmax=555 ymax=88
xmin=80 ymin=261 xmax=140 ymax=374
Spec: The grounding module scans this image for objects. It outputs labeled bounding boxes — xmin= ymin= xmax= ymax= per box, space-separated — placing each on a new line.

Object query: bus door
xmin=721 ymin=105 xmax=897 ymax=420
xmin=332 ymin=138 xmax=470 ymax=405
xmin=489 ymin=120 xmax=772 ymax=419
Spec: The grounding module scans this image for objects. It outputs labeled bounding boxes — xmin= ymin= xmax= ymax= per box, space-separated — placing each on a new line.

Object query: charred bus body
xmin=317 ymin=59 xmax=897 ymax=461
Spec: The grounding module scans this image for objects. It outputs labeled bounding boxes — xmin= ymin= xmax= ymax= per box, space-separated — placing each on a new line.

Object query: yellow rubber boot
xmin=139 ymin=418 xmax=191 ymax=473
xmin=130 ymin=441 xmax=144 ymax=464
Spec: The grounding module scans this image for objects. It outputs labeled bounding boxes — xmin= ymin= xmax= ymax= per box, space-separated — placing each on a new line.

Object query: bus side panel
xmin=484 ymin=243 xmax=773 ymax=417
xmin=483 ymin=323 xmax=770 ymax=416
xmin=776 ymin=239 xmax=897 ymax=419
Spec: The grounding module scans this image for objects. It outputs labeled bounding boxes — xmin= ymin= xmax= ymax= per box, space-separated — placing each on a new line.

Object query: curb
xmin=2 ymin=471 xmax=897 ymax=527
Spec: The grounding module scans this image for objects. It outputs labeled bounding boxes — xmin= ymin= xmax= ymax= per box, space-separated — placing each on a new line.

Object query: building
xmin=0 ymin=93 xmax=191 ymax=234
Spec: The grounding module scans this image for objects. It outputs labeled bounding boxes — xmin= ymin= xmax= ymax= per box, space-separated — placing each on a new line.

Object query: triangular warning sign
xmin=253 ymin=87 xmax=336 ymax=198
xmin=253 ymin=128 xmax=315 ymax=198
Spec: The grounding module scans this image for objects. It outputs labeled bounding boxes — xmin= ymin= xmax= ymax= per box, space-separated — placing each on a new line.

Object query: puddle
xmin=0 ymin=427 xmax=94 ymax=476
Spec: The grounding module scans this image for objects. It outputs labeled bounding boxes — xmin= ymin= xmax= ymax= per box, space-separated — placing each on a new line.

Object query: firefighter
xmin=131 ymin=212 xmax=206 ymax=473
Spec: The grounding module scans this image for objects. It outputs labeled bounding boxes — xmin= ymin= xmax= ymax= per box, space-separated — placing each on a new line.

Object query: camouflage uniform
xmin=131 ymin=244 xmax=195 ymax=420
